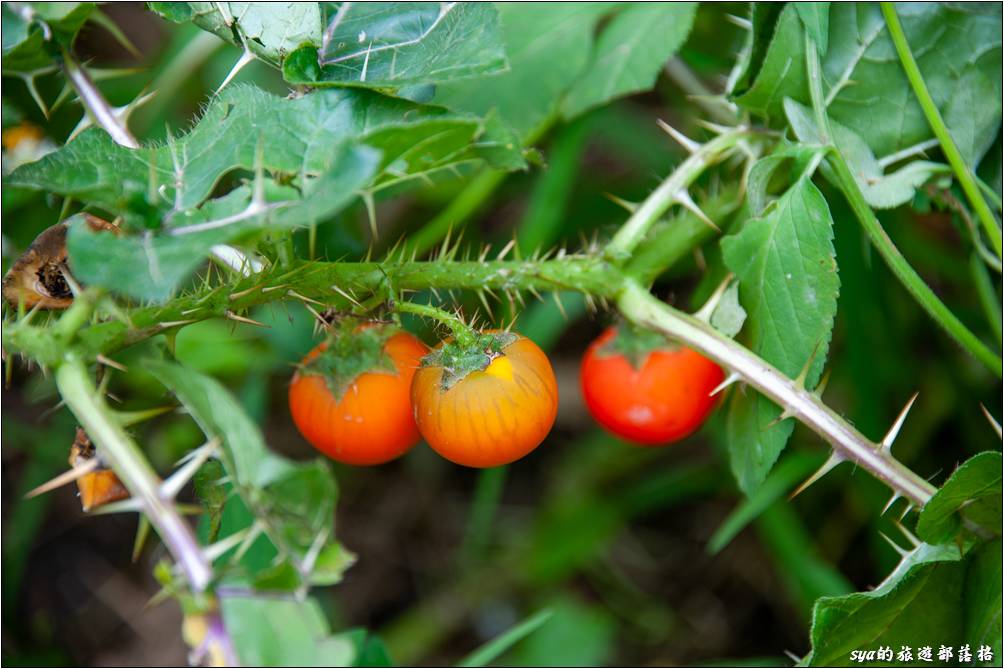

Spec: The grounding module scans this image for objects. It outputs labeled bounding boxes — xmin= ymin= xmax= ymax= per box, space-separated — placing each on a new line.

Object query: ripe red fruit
xmin=580 ymin=326 xmax=724 ymax=445
xmin=289 ymin=326 xmax=428 ymax=465
xmin=411 ymin=330 xmax=558 ymax=467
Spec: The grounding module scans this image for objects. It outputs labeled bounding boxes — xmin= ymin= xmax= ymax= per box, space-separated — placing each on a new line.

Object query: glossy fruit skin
xmin=580 ymin=327 xmax=724 ymax=445
xmin=411 ymin=332 xmax=558 ymax=468
xmin=289 ymin=332 xmax=428 ymax=465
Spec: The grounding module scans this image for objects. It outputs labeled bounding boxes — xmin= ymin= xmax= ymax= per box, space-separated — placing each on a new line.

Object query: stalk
xmin=605 ymin=127 xmax=750 ymax=261
xmin=880 ymin=3 xmax=1002 ymax=259
xmin=804 ymin=32 xmax=1002 ymax=375
xmin=55 ymin=355 xmax=214 ymax=591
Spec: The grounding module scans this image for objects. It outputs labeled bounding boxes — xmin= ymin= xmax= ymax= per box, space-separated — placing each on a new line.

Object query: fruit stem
xmin=395 ymin=300 xmax=479 ymax=349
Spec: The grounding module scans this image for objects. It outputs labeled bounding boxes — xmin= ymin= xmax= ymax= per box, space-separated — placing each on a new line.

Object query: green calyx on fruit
xmin=299 ymin=320 xmax=399 ymax=400
xmin=420 ymin=330 xmax=519 ymax=391
xmin=600 ymin=322 xmax=675 ymax=369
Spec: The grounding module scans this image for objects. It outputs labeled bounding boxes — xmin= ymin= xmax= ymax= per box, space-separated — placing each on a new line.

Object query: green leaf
xmin=745 ymin=144 xmax=822 ymax=217
xmin=735 ymin=3 xmax=1003 ymax=166
xmin=917 ymin=451 xmax=1003 ymax=544
xmin=457 ymin=609 xmax=554 ymax=668
xmin=11 ymin=84 xmax=524 ymax=300
xmin=149 ymin=2 xmax=321 ymax=69
xmin=963 ymin=539 xmax=1003 ymax=659
xmin=795 ymin=2 xmax=829 ymax=55
xmin=2 ymin=2 xmax=94 ymax=72
xmin=562 ymin=2 xmax=697 ymax=118
xmin=434 ymin=3 xmax=616 ymax=139
xmin=783 ymin=99 xmax=950 ymax=210
xmin=804 ymin=543 xmax=965 ymax=666
xmin=721 ymin=177 xmax=839 ymax=493
xmin=221 ymin=595 xmax=356 ymax=667
xmin=283 ymin=3 xmax=506 ymax=91
xmin=709 ymin=281 xmax=747 ymax=339
xmin=7 ymin=84 xmax=519 ymax=220
xmin=148 ymin=361 xmax=349 ymax=588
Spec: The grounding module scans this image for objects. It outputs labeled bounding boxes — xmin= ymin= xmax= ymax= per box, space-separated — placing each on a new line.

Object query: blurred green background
xmin=2 ymin=4 xmax=1001 ymax=666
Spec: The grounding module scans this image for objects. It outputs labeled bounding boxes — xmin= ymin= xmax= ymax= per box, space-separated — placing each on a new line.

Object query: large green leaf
xmin=734 ymin=3 xmax=1003 ymax=166
xmin=7 ymin=84 xmax=515 ymax=218
xmin=221 ymin=595 xmax=356 ymax=667
xmin=783 ymin=99 xmax=950 ymax=210
xmin=282 ymin=3 xmax=506 ymax=91
xmin=8 ymin=84 xmax=523 ymax=300
xmin=721 ymin=177 xmax=839 ymax=493
xmin=804 ymin=540 xmax=1002 ymax=666
xmin=148 ymin=361 xmax=352 ymax=589
xmin=149 ymin=2 xmax=321 ymax=68
xmin=65 ymin=143 xmax=376 ymax=302
xmin=434 ymin=3 xmax=615 ymax=139
xmin=804 ymin=543 xmax=963 ymax=666
xmin=916 ymin=451 xmax=1003 ymax=544
xmin=561 ymin=2 xmax=697 ymax=118
xmin=1 ymin=2 xmax=93 ymax=72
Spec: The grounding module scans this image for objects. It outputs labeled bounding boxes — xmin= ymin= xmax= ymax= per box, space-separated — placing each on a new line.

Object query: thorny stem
xmin=394 ymin=300 xmax=479 ymax=348
xmin=617 ymin=281 xmax=937 ymax=506
xmin=880 ymin=3 xmax=1003 ymax=259
xmin=605 ymin=127 xmax=751 ymax=261
xmin=55 ymin=355 xmax=214 ymax=591
xmin=804 ymin=33 xmax=1003 ymax=376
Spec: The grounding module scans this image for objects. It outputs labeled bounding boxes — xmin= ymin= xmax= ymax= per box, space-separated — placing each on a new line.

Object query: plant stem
xmin=825 ymin=152 xmax=1001 ymax=375
xmin=804 ymin=33 xmax=1002 ymax=376
xmin=605 ymin=127 xmax=750 ymax=261
xmin=394 ymin=300 xmax=479 ymax=348
xmin=970 ymin=252 xmax=1004 ymax=344
xmin=880 ymin=2 xmax=1002 ymax=259
xmin=56 ymin=355 xmax=213 ymax=591
xmin=616 ymin=281 xmax=937 ymax=506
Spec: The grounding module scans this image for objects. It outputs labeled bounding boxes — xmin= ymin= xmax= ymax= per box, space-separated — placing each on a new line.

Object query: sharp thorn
xmin=693 ymin=273 xmax=734 ymax=322
xmin=813 ymin=368 xmax=832 ymax=398
xmin=790 ymin=453 xmax=844 ymax=500
xmin=287 ymin=289 xmax=324 ymax=306
xmin=116 ymin=406 xmax=175 ymax=427
xmin=24 ymin=460 xmax=100 ymax=499
xmin=794 ymin=340 xmax=824 ymax=390
xmin=881 ymin=492 xmax=901 ymax=516
xmin=708 ymin=371 xmax=741 ymax=397
xmin=161 ymin=438 xmax=219 ymax=500
xmin=332 ymin=284 xmax=362 ymax=307
xmin=224 ymin=310 xmax=268 ymax=328
xmin=879 ymin=532 xmax=912 ymax=557
xmin=880 ymin=392 xmax=919 ymax=451
xmin=496 ymin=239 xmax=515 ymax=261
xmin=204 ymin=528 xmax=251 ymax=562
xmin=697 ymin=118 xmax=736 ymax=135
xmin=157 ymin=319 xmax=195 ymax=330
xmin=674 ymin=189 xmax=720 ymax=231
xmin=603 ymin=192 xmax=638 ymax=214
xmin=95 ymin=354 xmax=128 ymax=372
xmin=893 ymin=519 xmax=921 ymax=547
xmin=89 ymin=497 xmax=145 ymax=515
xmin=980 ymin=404 xmax=1002 ymax=440
xmin=657 ymin=118 xmax=701 ymax=154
